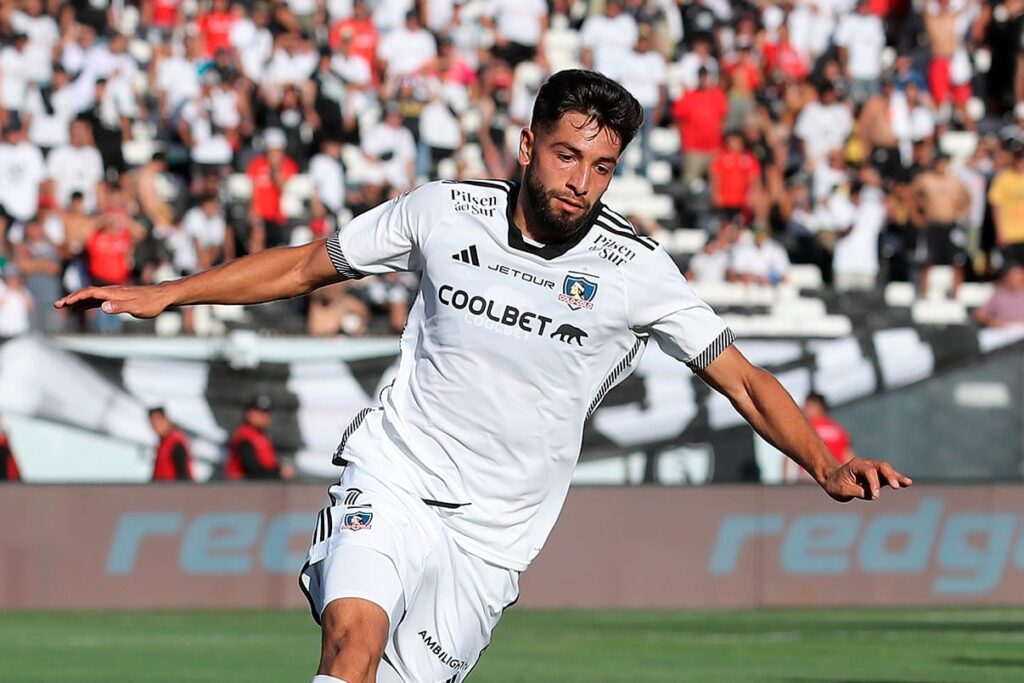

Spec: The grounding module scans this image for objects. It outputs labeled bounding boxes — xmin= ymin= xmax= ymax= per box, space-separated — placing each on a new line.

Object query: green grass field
xmin=2 ymin=607 xmax=1023 ymax=682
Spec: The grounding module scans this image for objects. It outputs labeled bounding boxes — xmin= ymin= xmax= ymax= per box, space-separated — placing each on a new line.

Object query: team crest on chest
xmin=558 ymin=274 xmax=598 ymax=311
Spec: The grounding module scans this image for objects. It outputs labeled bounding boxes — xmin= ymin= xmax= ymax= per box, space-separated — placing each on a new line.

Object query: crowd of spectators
xmin=0 ymin=0 xmax=1024 ymax=338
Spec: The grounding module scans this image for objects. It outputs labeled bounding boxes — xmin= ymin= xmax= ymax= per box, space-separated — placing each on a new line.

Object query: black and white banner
xmin=1 ymin=325 xmax=1022 ymax=482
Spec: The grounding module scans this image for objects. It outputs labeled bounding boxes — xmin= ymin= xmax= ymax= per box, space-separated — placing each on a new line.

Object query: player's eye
xmin=596 ymin=165 xmax=611 ymax=175
xmin=557 ymin=153 xmax=574 ymax=163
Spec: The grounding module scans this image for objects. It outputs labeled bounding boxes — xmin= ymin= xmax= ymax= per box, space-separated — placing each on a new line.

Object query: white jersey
xmin=327 ymin=179 xmax=733 ymax=570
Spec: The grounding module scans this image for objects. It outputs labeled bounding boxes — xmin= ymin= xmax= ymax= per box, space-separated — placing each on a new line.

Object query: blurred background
xmin=1 ymin=0 xmax=1024 ymax=679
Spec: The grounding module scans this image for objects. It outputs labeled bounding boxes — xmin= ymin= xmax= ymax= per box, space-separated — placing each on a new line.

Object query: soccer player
xmin=56 ymin=70 xmax=912 ymax=683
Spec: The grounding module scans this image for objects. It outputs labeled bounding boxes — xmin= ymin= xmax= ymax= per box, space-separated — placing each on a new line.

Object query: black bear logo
xmin=550 ymin=324 xmax=588 ymax=346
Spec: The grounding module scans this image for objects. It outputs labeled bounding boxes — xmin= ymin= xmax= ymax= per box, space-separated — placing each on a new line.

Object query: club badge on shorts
xmin=343 ymin=511 xmax=373 ymax=531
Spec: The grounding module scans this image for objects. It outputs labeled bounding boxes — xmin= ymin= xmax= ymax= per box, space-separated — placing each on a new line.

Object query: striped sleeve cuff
xmin=326 ymin=230 xmax=366 ymax=280
xmin=685 ymin=327 xmax=736 ymax=372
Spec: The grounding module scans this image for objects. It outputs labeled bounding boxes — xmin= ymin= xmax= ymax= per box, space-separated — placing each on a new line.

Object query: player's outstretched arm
xmin=698 ymin=345 xmax=912 ymax=502
xmin=54 ymin=238 xmax=344 ymax=318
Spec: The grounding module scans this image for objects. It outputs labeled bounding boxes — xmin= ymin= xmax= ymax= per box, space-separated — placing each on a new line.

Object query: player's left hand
xmin=823 ymin=457 xmax=913 ymax=503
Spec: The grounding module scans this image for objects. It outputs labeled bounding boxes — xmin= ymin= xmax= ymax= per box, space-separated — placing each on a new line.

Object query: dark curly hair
xmin=530 ymin=69 xmax=644 ymax=153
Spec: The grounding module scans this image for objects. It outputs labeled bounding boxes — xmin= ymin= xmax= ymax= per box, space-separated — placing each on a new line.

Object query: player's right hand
xmin=54 ymin=284 xmax=172 ymax=319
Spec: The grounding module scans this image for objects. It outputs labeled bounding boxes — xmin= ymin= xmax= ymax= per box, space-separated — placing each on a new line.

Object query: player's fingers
xmin=860 ymin=462 xmax=881 ymax=500
xmin=877 ymin=461 xmax=906 ymax=489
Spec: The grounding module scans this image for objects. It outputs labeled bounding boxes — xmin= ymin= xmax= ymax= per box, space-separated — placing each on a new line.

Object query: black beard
xmin=522 ymin=162 xmax=596 ymax=243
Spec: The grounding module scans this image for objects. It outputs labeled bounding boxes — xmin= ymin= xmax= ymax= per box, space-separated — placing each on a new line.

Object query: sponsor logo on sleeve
xmin=450 ymin=188 xmax=499 ymax=217
xmin=419 ymin=630 xmax=469 ymax=672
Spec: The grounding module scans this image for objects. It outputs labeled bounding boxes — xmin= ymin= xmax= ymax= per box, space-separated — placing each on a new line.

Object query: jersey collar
xmin=505 ymin=182 xmax=603 ymax=260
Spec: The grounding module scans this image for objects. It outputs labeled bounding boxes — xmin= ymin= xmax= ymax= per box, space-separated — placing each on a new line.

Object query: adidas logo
xmin=452 ymin=245 xmax=480 ymax=267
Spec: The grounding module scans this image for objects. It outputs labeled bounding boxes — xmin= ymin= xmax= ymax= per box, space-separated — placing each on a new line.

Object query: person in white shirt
xmin=834 ymin=0 xmax=886 ymax=104
xmin=611 ymin=28 xmax=667 ymax=171
xmin=580 ymin=0 xmax=638 ymax=75
xmin=46 ymin=118 xmax=105 ymax=212
xmin=484 ymin=0 xmax=548 ymax=67
xmin=362 ymin=106 xmax=417 ymax=193
xmin=787 ymin=0 xmax=834 ymax=64
xmin=676 ymin=35 xmax=719 ymax=92
xmin=24 ymin=66 xmax=80 ymax=152
xmin=0 ymin=267 xmax=32 ymax=337
xmin=730 ymin=227 xmax=791 ymax=284
xmin=0 ymin=123 xmax=46 ymax=224
xmin=377 ymin=11 xmax=437 ymax=83
xmin=686 ymin=238 xmax=731 ymax=283
xmin=169 ymin=194 xmax=228 ymax=275
xmin=833 ymin=180 xmax=886 ymax=291
xmin=177 ymin=71 xmax=238 ymax=168
xmin=1 ymin=34 xmax=32 ymax=115
xmin=58 ymin=69 xmax=911 ymax=683
xmin=153 ymin=38 xmax=202 ymax=121
xmin=309 ymin=137 xmax=347 ymax=216
xmin=230 ymin=3 xmax=274 ymax=83
xmin=11 ymin=0 xmax=59 ymax=86
xmin=794 ymin=84 xmax=852 ymax=169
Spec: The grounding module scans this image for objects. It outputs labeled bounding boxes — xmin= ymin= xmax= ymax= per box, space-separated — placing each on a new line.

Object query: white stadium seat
xmin=884 ymin=281 xmax=916 ymax=307
xmin=912 ymin=299 xmax=968 ymax=325
xmin=956 ymin=282 xmax=995 ymax=308
xmin=646 ymin=159 xmax=673 ymax=185
xmin=771 ymin=298 xmax=828 ymax=319
xmin=226 ymin=173 xmax=253 ymax=202
xmin=670 ymin=229 xmax=707 ymax=254
xmin=787 ymin=264 xmax=824 ymax=290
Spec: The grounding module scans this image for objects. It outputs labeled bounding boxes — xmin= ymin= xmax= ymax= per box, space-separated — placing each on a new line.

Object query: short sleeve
xmin=325 ymin=182 xmax=447 ymax=279
xmin=628 ymin=249 xmax=734 ymax=372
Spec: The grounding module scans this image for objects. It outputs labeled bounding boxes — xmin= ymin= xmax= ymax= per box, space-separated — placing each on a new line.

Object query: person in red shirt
xmin=0 ymin=425 xmax=20 ymax=482
xmin=246 ymin=129 xmax=299 ymax=251
xmin=196 ymin=0 xmax=237 ymax=57
xmin=709 ymin=130 xmax=762 ymax=221
xmin=786 ymin=393 xmax=855 ymax=482
xmin=763 ymin=25 xmax=808 ymax=82
xmin=329 ymin=0 xmax=379 ymax=83
xmin=672 ymin=66 xmax=729 ymax=188
xmin=225 ymin=395 xmax=295 ymax=480
xmin=148 ymin=407 xmax=194 ymax=482
xmin=85 ymin=216 xmax=134 ymax=286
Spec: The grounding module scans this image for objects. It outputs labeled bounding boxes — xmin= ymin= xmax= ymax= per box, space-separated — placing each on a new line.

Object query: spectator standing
xmin=911 ymin=153 xmax=971 ymax=297
xmin=484 ymin=0 xmax=548 ymax=68
xmin=14 ymin=220 xmax=63 ymax=333
xmin=24 ymin=66 xmax=79 ymax=154
xmin=362 ymin=105 xmax=417 ymax=194
xmin=709 ymin=131 xmax=761 ymax=223
xmin=730 ymin=227 xmax=791 ymax=285
xmin=833 ymin=181 xmax=887 ymax=291
xmin=834 ymin=0 xmax=886 ymax=104
xmin=988 ymin=147 xmax=1024 ymax=265
xmin=246 ymin=128 xmax=299 ymax=251
xmin=378 ymin=11 xmax=438 ymax=84
xmin=612 ymin=27 xmax=666 ymax=172
xmin=794 ymin=84 xmax=852 ymax=169
xmin=924 ymin=0 xmax=974 ymax=111
xmin=148 ymin=407 xmax=194 ymax=481
xmin=0 ymin=422 xmax=20 ymax=482
xmin=580 ymin=0 xmax=638 ymax=75
xmin=0 ymin=122 xmax=46 ymax=226
xmin=672 ymin=66 xmax=728 ymax=188
xmin=973 ymin=264 xmax=1024 ymax=327
xmin=309 ymin=137 xmax=347 ymax=217
xmin=46 ymin=118 xmax=105 ymax=212
xmin=786 ymin=393 xmax=854 ymax=482
xmin=0 ymin=267 xmax=32 ymax=337
xmin=328 ymin=0 xmax=379 ymax=79
xmin=225 ymin=395 xmax=294 ymax=480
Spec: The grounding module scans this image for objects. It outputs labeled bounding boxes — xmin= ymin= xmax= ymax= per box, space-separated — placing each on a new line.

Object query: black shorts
xmin=491 ymin=41 xmax=536 ymax=67
xmin=926 ymin=222 xmax=967 ymax=267
xmin=870 ymin=146 xmax=908 ymax=184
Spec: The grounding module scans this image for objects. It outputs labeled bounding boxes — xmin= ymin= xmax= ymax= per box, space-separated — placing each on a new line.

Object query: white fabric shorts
xmin=299 ymin=464 xmax=520 ymax=683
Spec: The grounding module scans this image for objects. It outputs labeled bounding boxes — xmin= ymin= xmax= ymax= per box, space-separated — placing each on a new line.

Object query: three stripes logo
xmin=452 ymin=245 xmax=480 ymax=267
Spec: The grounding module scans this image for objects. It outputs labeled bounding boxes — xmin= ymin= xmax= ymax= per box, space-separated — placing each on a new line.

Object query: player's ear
xmin=518 ymin=128 xmax=534 ymax=167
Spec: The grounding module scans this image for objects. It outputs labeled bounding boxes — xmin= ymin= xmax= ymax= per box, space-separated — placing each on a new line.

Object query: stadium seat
xmin=691 ymin=282 xmax=746 ymax=306
xmin=669 ymin=229 xmax=707 ymax=254
xmin=925 ymin=265 xmax=956 ymax=298
xmin=884 ymin=281 xmax=916 ymax=307
xmin=226 ymin=173 xmax=253 ymax=202
xmin=649 ymin=128 xmax=680 ymax=157
xmin=911 ymin=299 xmax=968 ymax=325
xmin=956 ymin=282 xmax=994 ymax=308
xmin=787 ymin=264 xmax=824 ymax=290
xmin=282 ymin=175 xmax=313 ymax=218
xmin=647 ymin=159 xmax=673 ymax=185
xmin=801 ymin=315 xmax=853 ymax=337
xmin=290 ymin=225 xmax=314 ymax=246
xmin=771 ymin=298 xmax=828 ymax=319
xmin=543 ymin=29 xmax=581 ymax=72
